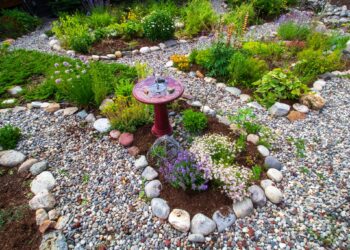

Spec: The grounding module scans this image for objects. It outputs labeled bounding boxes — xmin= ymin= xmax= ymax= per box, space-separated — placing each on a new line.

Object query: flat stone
xmin=76 ymin=110 xmax=88 ymax=119
xmin=140 ymin=47 xmax=151 ymax=54
xmin=29 ymin=190 xmax=56 ymax=210
xmin=168 ymin=209 xmax=191 ymax=233
xmin=109 ymin=130 xmax=121 ymax=140
xmin=18 ymin=158 xmax=38 ymax=174
xmin=267 ymin=168 xmax=283 ymax=182
xmin=106 ymin=54 xmax=116 ymax=59
xmin=31 ymin=171 xmax=56 ymax=195
xmin=150 ymin=46 xmax=160 ymax=51
xmin=257 ymin=145 xmax=269 ymax=157
xmin=8 ymin=86 xmax=23 ymax=96
xmin=188 ymin=234 xmax=205 ymax=243
xmin=49 ymin=39 xmax=60 ymax=47
xmin=265 ymin=186 xmax=283 ymax=204
xmin=225 ymin=87 xmax=241 ymax=97
xmin=40 ymin=102 xmax=50 ymax=109
xmin=119 ymin=133 xmax=134 ymax=147
xmin=151 ymin=198 xmax=170 ymax=219
xmin=63 ymin=107 xmax=78 ymax=116
xmin=212 ymin=207 xmax=236 ymax=232
xmin=36 ymin=209 xmax=49 ymax=225
xmin=268 ymin=102 xmax=290 ymax=117
xmin=93 ymin=118 xmax=111 ymax=133
xmin=39 ymin=231 xmax=68 ymax=250
xmin=52 ymin=44 xmax=61 ymax=51
xmin=191 ymin=213 xmax=216 ymax=235
xmin=264 ymin=156 xmax=283 ymax=170
xmin=92 ymin=55 xmax=100 ymax=61
xmin=145 ymin=180 xmax=162 ymax=198
xmin=30 ymin=161 xmax=48 ymax=176
xmin=141 ymin=166 xmax=158 ymax=180
xmin=2 ymin=99 xmax=16 ymax=105
xmin=232 ymin=198 xmax=254 ymax=218
xmin=292 ymin=103 xmax=309 ymax=113
xmin=85 ymin=113 xmax=96 ymax=123
xmin=287 ymin=111 xmax=306 ymax=122
xmin=55 ymin=215 xmax=69 ymax=230
xmin=248 ymin=185 xmax=267 ymax=207
xmin=45 ymin=103 xmax=60 ymax=113
xmin=247 ymin=134 xmax=259 ymax=145
xmin=0 ymin=150 xmax=26 ymax=167
xmin=204 ymin=77 xmax=216 ymax=83
xmin=159 ymin=43 xmax=166 ymax=49
xmin=127 ymin=146 xmax=140 ymax=156
xmin=260 ymin=179 xmax=274 ymax=190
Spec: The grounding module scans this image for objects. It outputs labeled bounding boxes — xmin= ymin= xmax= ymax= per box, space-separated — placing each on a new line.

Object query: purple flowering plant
xmin=160 ymin=150 xmax=210 ymax=191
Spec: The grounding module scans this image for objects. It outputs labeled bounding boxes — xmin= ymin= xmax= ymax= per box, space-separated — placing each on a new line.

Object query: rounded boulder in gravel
xmin=0 ymin=150 xmax=26 ymax=167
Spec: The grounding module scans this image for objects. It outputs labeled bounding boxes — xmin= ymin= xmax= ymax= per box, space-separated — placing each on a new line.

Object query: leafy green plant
xmin=254 ymin=68 xmax=309 ymax=107
xmin=135 ymin=61 xmax=153 ymax=80
xmin=287 ymin=137 xmax=306 ymax=158
xmin=228 ymin=51 xmax=268 ymax=87
xmin=294 ymin=49 xmax=344 ymax=83
xmin=277 ymin=21 xmax=311 ymax=41
xmin=181 ymin=0 xmax=218 ymax=37
xmin=251 ymin=165 xmax=262 ymax=181
xmin=0 ymin=125 xmax=21 ymax=150
xmin=88 ymin=7 xmax=116 ymax=29
xmin=253 ymin=0 xmax=287 ymax=18
xmin=143 ymin=11 xmax=175 ymax=41
xmin=115 ymin=79 xmax=133 ymax=97
xmin=120 ymin=20 xmax=143 ymax=41
xmin=0 ymin=9 xmax=41 ymax=39
xmin=235 ymin=134 xmax=247 ymax=152
xmin=102 ymin=96 xmax=153 ymax=132
xmin=182 ymin=109 xmax=208 ymax=134
xmin=242 ymin=41 xmax=285 ymax=60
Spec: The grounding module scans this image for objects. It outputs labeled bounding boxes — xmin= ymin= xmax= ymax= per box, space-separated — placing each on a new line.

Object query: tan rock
xmin=128 ymin=146 xmax=140 ymax=156
xmin=39 ymin=220 xmax=56 ymax=234
xmin=300 ymin=94 xmax=326 ymax=110
xmin=45 ymin=103 xmax=60 ymax=113
xmin=36 ymin=209 xmax=49 ymax=225
xmin=287 ymin=110 xmax=306 ymax=122
xmin=18 ymin=158 xmax=38 ymax=174
xmin=115 ymin=51 xmax=123 ymax=58
xmin=196 ymin=70 xmax=204 ymax=78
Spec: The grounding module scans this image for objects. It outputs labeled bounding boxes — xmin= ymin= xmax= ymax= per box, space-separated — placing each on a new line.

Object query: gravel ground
xmin=3 ymin=11 xmax=350 ymax=250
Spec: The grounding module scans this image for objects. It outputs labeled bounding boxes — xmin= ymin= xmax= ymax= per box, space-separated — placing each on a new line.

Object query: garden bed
xmin=0 ymin=167 xmax=41 ymax=250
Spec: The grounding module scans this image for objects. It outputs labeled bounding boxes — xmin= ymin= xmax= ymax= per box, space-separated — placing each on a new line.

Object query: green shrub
xmin=223 ymin=3 xmax=255 ymax=37
xmin=181 ymin=0 xmax=218 ymax=37
xmin=52 ymin=14 xmax=93 ymax=53
xmin=306 ymin=32 xmax=350 ymax=51
xmin=0 ymin=9 xmax=41 ymax=39
xmin=253 ymin=68 xmax=309 ymax=107
xmin=251 ymin=165 xmax=262 ymax=181
xmin=228 ymin=52 xmax=268 ymax=87
xmin=102 ymin=96 xmax=153 ymax=132
xmin=277 ymin=21 xmax=311 ymax=41
xmin=88 ymin=7 xmax=116 ymax=29
xmin=120 ymin=20 xmax=143 ymax=41
xmin=143 ymin=11 xmax=175 ymax=41
xmin=253 ymin=0 xmax=287 ymax=18
xmin=294 ymin=49 xmax=343 ymax=83
xmin=115 ymin=79 xmax=134 ymax=97
xmin=0 ymin=125 xmax=21 ymax=150
xmin=182 ymin=109 xmax=208 ymax=134
xmin=242 ymin=41 xmax=285 ymax=60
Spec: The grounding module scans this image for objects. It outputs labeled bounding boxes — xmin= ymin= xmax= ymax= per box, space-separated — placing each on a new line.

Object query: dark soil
xmin=89 ymin=38 xmax=158 ymax=55
xmin=236 ymin=142 xmax=264 ymax=169
xmin=159 ymin=176 xmax=232 ymax=217
xmin=330 ymin=0 xmax=350 ymax=8
xmin=205 ymin=117 xmax=237 ymax=139
xmin=0 ymin=167 xmax=41 ymax=250
xmin=133 ymin=123 xmax=157 ymax=155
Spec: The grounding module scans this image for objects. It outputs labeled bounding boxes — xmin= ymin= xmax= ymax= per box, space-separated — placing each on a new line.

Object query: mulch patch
xmin=88 ymin=38 xmax=159 ymax=55
xmin=236 ymin=142 xmax=265 ymax=169
xmin=133 ymin=123 xmax=157 ymax=155
xmin=159 ymin=175 xmax=232 ymax=217
xmin=0 ymin=167 xmax=41 ymax=250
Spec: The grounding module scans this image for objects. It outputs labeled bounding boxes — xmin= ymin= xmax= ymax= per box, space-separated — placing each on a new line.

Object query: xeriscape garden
xmin=0 ymin=0 xmax=349 ymax=249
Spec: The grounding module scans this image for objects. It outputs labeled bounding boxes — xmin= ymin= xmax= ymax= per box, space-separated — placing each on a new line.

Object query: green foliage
xmin=143 ymin=11 xmax=175 ymax=41
xmin=182 ymin=109 xmax=208 ymax=134
xmin=242 ymin=41 xmax=285 ymax=60
xmin=48 ymin=0 xmax=81 ymax=15
xmin=229 ymin=107 xmax=262 ymax=134
xmin=0 ymin=9 xmax=41 ymax=39
xmin=294 ymin=49 xmax=343 ymax=83
xmin=0 ymin=125 xmax=21 ymax=150
xmin=251 ymin=165 xmax=262 ymax=181
xmin=254 ymin=68 xmax=309 ymax=107
xmin=253 ymin=0 xmax=287 ymax=18
xmin=277 ymin=21 xmax=311 ymax=41
xmin=0 ymin=205 xmax=27 ymax=230
xmin=258 ymin=126 xmax=274 ymax=149
xmin=52 ymin=14 xmax=93 ymax=53
xmin=135 ymin=61 xmax=153 ymax=80
xmin=102 ymin=96 xmax=153 ymax=132
xmin=181 ymin=0 xmax=218 ymax=37
xmin=306 ymin=32 xmax=350 ymax=51
xmin=223 ymin=3 xmax=255 ymax=37
xmin=88 ymin=7 xmax=116 ymax=29
xmin=287 ymin=137 xmax=306 ymax=158
xmin=235 ymin=134 xmax=247 ymax=152
xmin=228 ymin=51 xmax=268 ymax=87
xmin=115 ymin=79 xmax=134 ymax=97
xmin=120 ymin=20 xmax=143 ymax=40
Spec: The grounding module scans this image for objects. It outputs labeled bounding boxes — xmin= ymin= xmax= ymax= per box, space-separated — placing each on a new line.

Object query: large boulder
xmin=212 ymin=207 xmax=236 ymax=232
xmin=0 ymin=150 xmax=26 ymax=167
xmin=232 ymin=198 xmax=254 ymax=218
xmin=168 ymin=209 xmax=191 ymax=233
xmin=31 ymin=171 xmax=56 ymax=195
xmin=29 ymin=191 xmax=56 ymax=210
xmin=265 ymin=186 xmax=283 ymax=204
xmin=145 ymin=180 xmax=162 ymax=198
xmin=268 ymin=102 xmax=290 ymax=117
xmin=248 ymin=185 xmax=267 ymax=207
xmin=191 ymin=213 xmax=216 ymax=235
xmin=300 ymin=94 xmax=326 ymax=110
xmin=151 ymin=198 xmax=170 ymax=219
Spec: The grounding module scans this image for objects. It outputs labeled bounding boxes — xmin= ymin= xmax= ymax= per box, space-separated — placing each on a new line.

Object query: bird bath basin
xmin=133 ymin=76 xmax=184 ymax=137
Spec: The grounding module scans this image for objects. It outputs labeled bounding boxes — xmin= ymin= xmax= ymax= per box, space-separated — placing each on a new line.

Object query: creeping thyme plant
xmin=189 ymin=134 xmax=252 ymax=202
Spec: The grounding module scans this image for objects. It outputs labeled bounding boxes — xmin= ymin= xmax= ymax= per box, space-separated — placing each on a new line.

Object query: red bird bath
xmin=133 ymin=76 xmax=184 ymax=137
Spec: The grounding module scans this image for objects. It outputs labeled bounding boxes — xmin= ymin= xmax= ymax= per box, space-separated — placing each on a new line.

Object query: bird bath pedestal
xmin=133 ymin=76 xmax=184 ymax=137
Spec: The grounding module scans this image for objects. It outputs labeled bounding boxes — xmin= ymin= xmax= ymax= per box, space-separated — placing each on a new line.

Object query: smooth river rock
xmin=151 ymin=198 xmax=170 ymax=219
xmin=168 ymin=209 xmax=191 ymax=233
xmin=265 ymin=186 xmax=283 ymax=204
xmin=31 ymin=171 xmax=56 ymax=195
xmin=267 ymin=168 xmax=283 ymax=182
xmin=248 ymin=185 xmax=267 ymax=207
xmin=191 ymin=213 xmax=216 ymax=235
xmin=145 ymin=180 xmax=162 ymax=198
xmin=0 ymin=150 xmax=26 ymax=167
xmin=212 ymin=207 xmax=236 ymax=232
xmin=232 ymin=198 xmax=254 ymax=218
